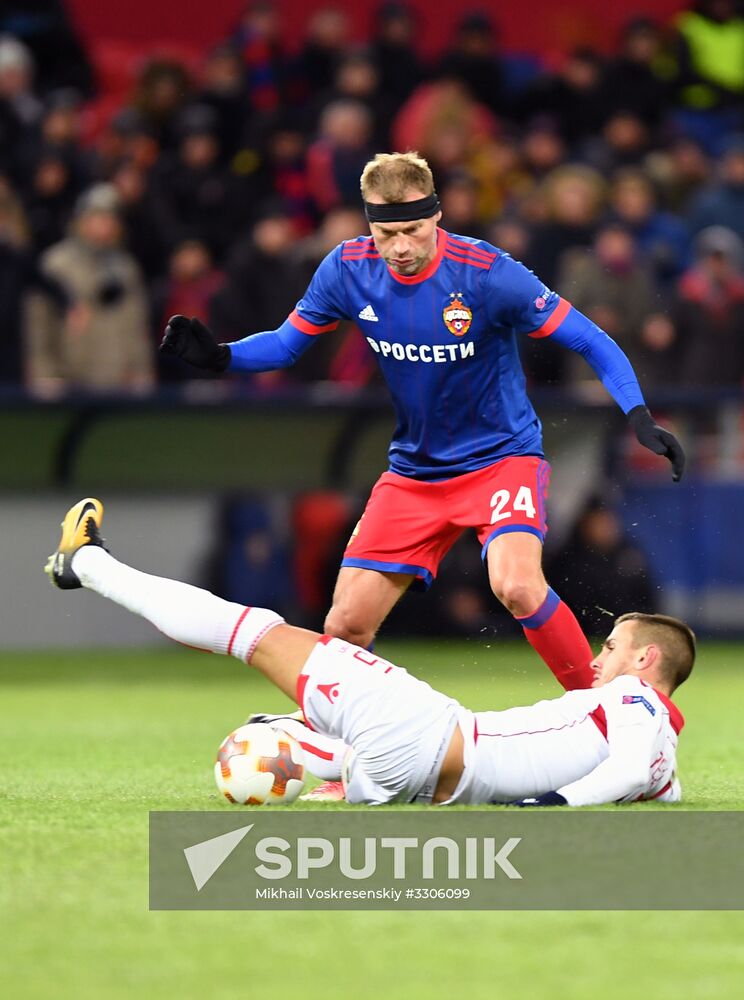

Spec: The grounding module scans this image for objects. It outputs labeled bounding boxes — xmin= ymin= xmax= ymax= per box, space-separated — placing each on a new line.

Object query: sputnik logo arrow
xmin=183 ymin=823 xmax=254 ymax=891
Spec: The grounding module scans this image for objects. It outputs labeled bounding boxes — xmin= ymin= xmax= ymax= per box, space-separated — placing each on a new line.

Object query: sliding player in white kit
xmin=46 ymin=499 xmax=694 ymax=807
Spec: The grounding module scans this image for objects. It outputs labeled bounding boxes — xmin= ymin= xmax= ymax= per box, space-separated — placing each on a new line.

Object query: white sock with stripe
xmin=72 ymin=546 xmax=283 ymax=661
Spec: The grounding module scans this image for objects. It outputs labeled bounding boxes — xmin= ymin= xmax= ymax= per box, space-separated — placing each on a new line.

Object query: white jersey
xmin=451 ymin=675 xmax=683 ymax=806
xmin=299 ymin=637 xmax=684 ymax=807
xmin=300 ymin=636 xmax=460 ymax=804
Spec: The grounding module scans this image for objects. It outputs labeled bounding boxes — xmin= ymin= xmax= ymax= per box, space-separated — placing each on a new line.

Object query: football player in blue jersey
xmin=161 ymin=151 xmax=684 ymax=702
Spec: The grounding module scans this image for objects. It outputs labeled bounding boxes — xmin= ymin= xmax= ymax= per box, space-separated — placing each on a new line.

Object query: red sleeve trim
xmin=528 ymin=296 xmax=571 ymax=339
xmin=288 ymin=308 xmax=339 ymax=335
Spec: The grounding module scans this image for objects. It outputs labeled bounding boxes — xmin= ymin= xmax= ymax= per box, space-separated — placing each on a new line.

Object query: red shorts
xmin=342 ymin=456 xmax=551 ymax=589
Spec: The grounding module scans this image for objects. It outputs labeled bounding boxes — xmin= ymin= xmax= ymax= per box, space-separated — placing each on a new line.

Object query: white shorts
xmin=298 ymin=637 xmax=460 ymax=804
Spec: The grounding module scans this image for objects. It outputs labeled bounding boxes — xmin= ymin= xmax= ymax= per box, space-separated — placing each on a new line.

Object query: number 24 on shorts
xmin=489 ymin=486 xmax=536 ymax=523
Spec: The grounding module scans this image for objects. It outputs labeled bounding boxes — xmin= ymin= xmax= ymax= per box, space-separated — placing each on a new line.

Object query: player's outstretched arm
xmin=548 ymin=307 xmax=685 ymax=481
xmin=549 ymin=688 xmax=661 ymax=806
xmin=159 ymin=315 xmax=316 ymax=374
xmin=160 ymin=247 xmax=349 ymax=375
xmin=509 ymin=747 xmax=651 ymax=807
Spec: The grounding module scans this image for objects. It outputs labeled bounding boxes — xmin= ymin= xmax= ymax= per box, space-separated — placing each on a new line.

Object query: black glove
xmin=509 ymin=791 xmax=568 ymax=807
xmin=628 ymin=405 xmax=685 ymax=482
xmin=159 ymin=315 xmax=231 ymax=372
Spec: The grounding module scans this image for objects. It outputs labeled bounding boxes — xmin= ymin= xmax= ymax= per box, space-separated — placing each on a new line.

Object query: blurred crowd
xmin=4 ymin=0 xmax=744 ymax=395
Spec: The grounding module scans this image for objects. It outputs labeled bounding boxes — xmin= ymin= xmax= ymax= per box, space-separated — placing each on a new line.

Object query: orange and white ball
xmin=215 ymin=723 xmax=306 ymax=805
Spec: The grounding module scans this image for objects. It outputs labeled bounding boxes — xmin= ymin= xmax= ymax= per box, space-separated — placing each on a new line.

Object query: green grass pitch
xmin=2 ymin=639 xmax=744 ymax=999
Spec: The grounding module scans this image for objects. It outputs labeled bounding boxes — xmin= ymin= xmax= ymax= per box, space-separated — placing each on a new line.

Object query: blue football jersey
xmin=288 ymin=229 xmax=571 ymax=480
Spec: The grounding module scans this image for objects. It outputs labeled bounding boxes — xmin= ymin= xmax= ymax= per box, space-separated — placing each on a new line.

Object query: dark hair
xmin=615 ymin=612 xmax=696 ymax=691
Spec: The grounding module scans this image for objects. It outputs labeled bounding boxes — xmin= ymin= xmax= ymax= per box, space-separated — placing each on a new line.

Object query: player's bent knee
xmin=491 ymin=576 xmax=546 ymax=617
xmin=323 ymin=607 xmax=375 ymax=648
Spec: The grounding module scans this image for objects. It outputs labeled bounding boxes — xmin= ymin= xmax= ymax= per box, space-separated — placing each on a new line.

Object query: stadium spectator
xmin=628 ymin=313 xmax=683 ymax=389
xmin=608 ymin=169 xmax=692 ymax=286
xmin=0 ymin=176 xmax=68 ymax=385
xmin=557 ymin=223 xmax=661 ymax=385
xmin=0 ymin=35 xmax=42 ymax=183
xmin=669 ymin=1 xmax=744 ymax=131
xmin=434 ymin=11 xmax=505 ymax=116
xmin=152 ymin=240 xmax=225 ymax=382
xmin=600 ymin=18 xmax=670 ymax=128
xmin=546 ymin=495 xmax=655 ymax=635
xmin=645 ymin=136 xmax=711 ymax=214
xmin=294 ymin=7 xmax=350 ymax=105
xmin=391 ymin=77 xmax=498 ymax=165
xmin=131 ymin=58 xmax=193 ymax=152
xmin=110 ymin=161 xmax=169 ymax=284
xmin=196 ymin=44 xmax=252 ymax=163
xmin=312 ymin=50 xmax=395 ymax=150
xmin=20 ymin=89 xmax=93 ymax=203
xmin=90 ymin=108 xmax=161 ymax=182
xmin=669 ymin=0 xmax=744 ymax=155
xmin=518 ymin=48 xmax=607 ymax=146
xmin=0 ymin=1 xmax=94 ymax=98
xmin=467 ymin=133 xmax=529 ymax=221
xmin=438 ymin=172 xmax=489 ymax=240
xmin=24 ymin=183 xmax=154 ymax=395
xmin=306 ymin=100 xmax=376 ymax=213
xmin=672 ymin=224 xmax=744 ymax=386
xmin=520 ymin=119 xmax=567 ymax=185
xmin=513 ymin=164 xmax=604 ymax=388
xmin=686 ymin=134 xmax=744 ymax=241
xmin=582 ymin=111 xmax=653 ymax=174
xmin=524 ymin=164 xmax=605 ymax=288
xmin=487 ymin=218 xmax=531 ymax=263
xmin=251 ymin=112 xmax=315 ymax=233
xmin=230 ymin=0 xmax=289 ymax=115
xmin=23 ymin=149 xmax=79 ymax=254
xmin=210 ymin=201 xmax=298 ymax=346
xmin=369 ymin=2 xmax=423 ymax=106
xmin=149 ymin=104 xmax=244 ymax=260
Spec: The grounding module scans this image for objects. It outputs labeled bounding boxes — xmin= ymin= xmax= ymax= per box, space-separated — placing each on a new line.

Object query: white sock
xmin=73 ymin=546 xmax=283 ymax=662
xmin=268 ymin=717 xmax=345 ymax=781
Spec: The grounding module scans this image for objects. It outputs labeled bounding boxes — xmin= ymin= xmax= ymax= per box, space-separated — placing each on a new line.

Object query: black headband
xmin=364 ymin=193 xmax=440 ymax=223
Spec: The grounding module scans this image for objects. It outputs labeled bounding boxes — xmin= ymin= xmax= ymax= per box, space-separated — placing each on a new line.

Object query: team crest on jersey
xmin=443 ymin=292 xmax=472 ymax=337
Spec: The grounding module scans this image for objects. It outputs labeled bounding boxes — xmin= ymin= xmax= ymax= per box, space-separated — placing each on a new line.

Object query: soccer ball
xmin=214 ymin=723 xmax=306 ymax=805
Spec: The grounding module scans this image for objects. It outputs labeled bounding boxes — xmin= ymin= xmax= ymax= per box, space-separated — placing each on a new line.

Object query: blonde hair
xmin=360 ymin=152 xmax=435 ymax=201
